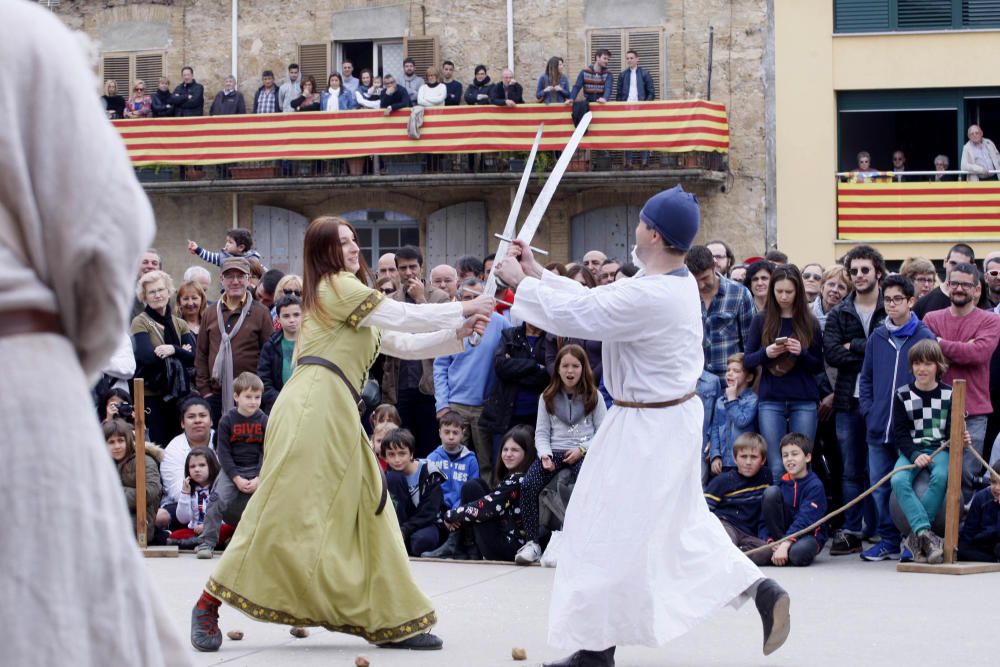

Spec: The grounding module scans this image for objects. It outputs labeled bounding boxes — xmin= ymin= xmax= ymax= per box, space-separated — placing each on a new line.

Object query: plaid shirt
xmin=255 ymin=88 xmax=276 ymax=114
xmin=702 ymin=275 xmax=756 ymax=378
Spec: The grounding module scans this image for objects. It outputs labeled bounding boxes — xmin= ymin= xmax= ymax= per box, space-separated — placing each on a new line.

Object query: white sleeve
xmin=175 ymin=491 xmax=194 ymax=526
xmin=160 ymin=441 xmax=186 ymax=505
xmin=103 ymin=331 xmax=136 ymax=379
xmin=511 ymin=273 xmax=654 ymax=343
xmin=361 ymin=296 xmax=464 ymax=333
xmin=381 ymin=329 xmax=465 ymax=360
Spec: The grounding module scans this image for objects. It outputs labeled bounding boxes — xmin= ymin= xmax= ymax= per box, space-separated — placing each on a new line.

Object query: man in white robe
xmin=0 ymin=2 xmax=189 ymax=665
xmin=496 ymin=186 xmax=790 ymax=667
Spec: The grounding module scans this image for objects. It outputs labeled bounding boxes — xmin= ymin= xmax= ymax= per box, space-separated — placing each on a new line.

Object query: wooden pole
xmin=133 ymin=378 xmax=147 ymax=549
xmin=942 ymin=379 xmax=966 ymax=565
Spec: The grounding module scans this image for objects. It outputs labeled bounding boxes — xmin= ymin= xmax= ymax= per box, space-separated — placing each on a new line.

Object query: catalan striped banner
xmin=113 ymin=100 xmax=728 ymax=166
xmin=837 ymin=181 xmax=1000 ymax=240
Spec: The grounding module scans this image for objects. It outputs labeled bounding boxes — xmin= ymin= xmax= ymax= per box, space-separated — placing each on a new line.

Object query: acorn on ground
xmin=290 ymin=626 xmax=309 ymax=638
xmin=226 ymin=630 xmax=244 ymax=641
xmin=512 ymin=647 xmax=527 ymax=660
xmin=355 ymin=656 xmax=371 ymax=667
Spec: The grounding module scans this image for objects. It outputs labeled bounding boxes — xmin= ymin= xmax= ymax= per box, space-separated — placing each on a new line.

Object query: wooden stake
xmin=942 ymin=379 xmax=965 ymax=565
xmin=133 ymin=378 xmax=147 ymax=549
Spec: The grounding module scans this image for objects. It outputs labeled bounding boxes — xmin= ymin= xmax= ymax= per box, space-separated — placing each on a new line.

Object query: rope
xmin=966 ymin=442 xmax=1000 ymax=483
xmin=742 ymin=442 xmax=947 ymax=557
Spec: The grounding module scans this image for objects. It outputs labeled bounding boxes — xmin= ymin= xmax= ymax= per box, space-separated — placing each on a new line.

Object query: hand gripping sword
xmin=470 ymin=111 xmax=593 ymax=345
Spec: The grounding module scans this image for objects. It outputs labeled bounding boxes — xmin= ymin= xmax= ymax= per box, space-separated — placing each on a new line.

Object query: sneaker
xmin=860 ymin=541 xmax=901 ymax=561
xmin=903 ymin=533 xmax=926 ymax=564
xmin=829 ymin=530 xmax=863 ymax=555
xmin=899 ymin=546 xmax=914 ymax=563
xmin=922 ymin=531 xmax=945 ymax=564
xmin=195 ymin=543 xmax=214 ymax=559
xmin=754 ymin=578 xmax=791 ymax=656
xmin=420 ymin=532 xmax=458 ymax=559
xmin=515 ymin=540 xmax=543 ymax=565
xmin=190 ymin=600 xmax=222 ymax=652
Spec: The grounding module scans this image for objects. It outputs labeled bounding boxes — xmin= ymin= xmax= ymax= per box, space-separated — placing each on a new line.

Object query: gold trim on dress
xmin=346 ymin=290 xmax=385 ymax=329
xmin=206 ymin=578 xmax=436 ymax=643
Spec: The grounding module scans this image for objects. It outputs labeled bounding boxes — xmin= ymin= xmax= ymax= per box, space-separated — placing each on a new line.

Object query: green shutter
xmin=897 ymin=0 xmax=953 ymax=29
xmin=835 ymin=0 xmax=890 ymax=33
xmin=963 ymin=0 xmax=1000 ymax=27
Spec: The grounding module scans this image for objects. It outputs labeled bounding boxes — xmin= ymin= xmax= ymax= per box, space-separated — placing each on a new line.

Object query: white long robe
xmin=512 ymin=270 xmax=762 ymax=650
xmin=0 ymin=3 xmax=188 ymax=665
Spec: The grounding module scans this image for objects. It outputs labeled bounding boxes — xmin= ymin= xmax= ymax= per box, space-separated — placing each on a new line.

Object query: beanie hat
xmin=638 ymin=185 xmax=700 ymax=252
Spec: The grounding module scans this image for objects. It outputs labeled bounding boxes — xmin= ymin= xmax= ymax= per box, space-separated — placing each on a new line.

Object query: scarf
xmin=211 ymin=294 xmax=253 ymax=410
xmin=886 ymin=312 xmax=920 ymax=337
xmin=143 ymin=304 xmax=181 ymax=347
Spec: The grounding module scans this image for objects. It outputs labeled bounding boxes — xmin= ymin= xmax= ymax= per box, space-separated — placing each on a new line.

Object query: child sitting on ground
xmin=704 ymin=432 xmax=772 ymax=566
xmin=196 ymin=372 xmax=267 ymax=559
xmin=105 ymin=418 xmax=163 ymax=544
xmin=370 ymin=421 xmax=396 ymax=471
xmin=959 ymin=461 xmax=1000 ymax=563
xmin=516 ymin=344 xmax=606 ymax=565
xmin=444 ymin=424 xmax=537 ymax=562
xmin=168 ymin=447 xmax=235 ymax=550
xmin=187 ymin=227 xmax=263 ymax=268
xmin=709 ymin=353 xmax=759 ymax=477
xmin=384 ymin=428 xmax=447 ymax=556
xmin=761 ymin=432 xmax=828 ymax=566
xmin=421 ymin=411 xmax=481 ymax=559
xmin=370 ymin=403 xmax=402 ymax=431
xmin=891 ymin=340 xmax=957 ymax=564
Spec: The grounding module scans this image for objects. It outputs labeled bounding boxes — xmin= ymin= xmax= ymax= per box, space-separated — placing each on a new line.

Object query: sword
xmin=469 ymin=123 xmax=544 ymax=345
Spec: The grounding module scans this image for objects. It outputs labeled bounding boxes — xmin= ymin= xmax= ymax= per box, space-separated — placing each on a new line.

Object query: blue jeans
xmin=758 ymin=400 xmax=818 ymax=479
xmin=835 ymin=406 xmax=876 ymax=534
xmin=964 ymin=415 xmax=988 ymax=503
xmin=868 ymin=441 xmax=901 ymax=548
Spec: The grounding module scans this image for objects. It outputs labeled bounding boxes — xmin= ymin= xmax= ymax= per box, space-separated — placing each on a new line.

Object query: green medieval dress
xmin=206 ymin=272 xmax=464 ymax=643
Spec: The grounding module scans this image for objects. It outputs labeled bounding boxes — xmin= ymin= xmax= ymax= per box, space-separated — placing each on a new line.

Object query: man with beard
xmin=924 ymin=263 xmax=1000 ymax=499
xmin=824 ymin=245 xmax=887 ymax=556
xmin=914 ymin=243 xmax=975 ymax=318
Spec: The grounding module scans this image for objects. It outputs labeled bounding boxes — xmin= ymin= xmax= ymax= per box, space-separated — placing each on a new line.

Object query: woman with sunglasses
xmin=124 ymin=79 xmax=152 ymax=118
xmin=274 ymin=274 xmax=303 ymax=300
xmin=744 ymin=264 xmax=825 ymax=478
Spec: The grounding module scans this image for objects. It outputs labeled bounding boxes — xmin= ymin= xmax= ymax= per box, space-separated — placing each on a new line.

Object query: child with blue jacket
xmin=383 ymin=428 xmax=447 ymax=556
xmin=426 ymin=411 xmax=480 ymax=510
xmin=709 ymin=353 xmax=759 ymax=476
xmin=959 ymin=461 xmax=1000 ymax=563
xmin=704 ymin=432 xmax=772 ymax=565
xmin=761 ymin=432 xmax=827 ymax=566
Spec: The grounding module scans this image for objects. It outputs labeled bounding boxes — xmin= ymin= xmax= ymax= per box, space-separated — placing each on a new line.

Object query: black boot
xmin=376 ymin=632 xmax=443 ymax=650
xmin=420 ymin=532 xmax=459 ymax=559
xmin=754 ymin=578 xmax=791 ymax=656
xmin=543 ymin=647 xmax=616 ymax=666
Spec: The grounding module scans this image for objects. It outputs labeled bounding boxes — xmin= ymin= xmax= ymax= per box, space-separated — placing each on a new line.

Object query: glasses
xmin=282 ymin=289 xmax=301 ymax=296
xmin=948 ymin=280 xmax=976 ymax=290
xmin=988 ymin=270 xmax=1000 ymax=278
xmin=712 ymin=254 xmax=727 ymax=260
xmin=850 ymin=266 xmax=872 ymax=276
xmin=915 ymin=276 xmax=936 ymax=284
xmin=222 ymin=273 xmax=248 ymax=282
xmin=380 ymin=287 xmax=396 ymax=295
xmin=883 ymin=295 xmax=908 ymax=305
xmin=135 ymin=87 xmax=144 ymax=91
xmin=802 ymin=272 xmax=822 ymax=281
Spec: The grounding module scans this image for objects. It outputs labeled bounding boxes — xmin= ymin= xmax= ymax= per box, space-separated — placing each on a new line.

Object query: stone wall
xmin=55 ymin=0 xmax=771 ymax=262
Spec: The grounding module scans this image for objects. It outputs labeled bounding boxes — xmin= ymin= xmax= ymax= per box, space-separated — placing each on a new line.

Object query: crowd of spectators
xmin=97 ymin=224 xmax=1000 ymax=567
xmin=845 ymin=125 xmax=1000 ymax=182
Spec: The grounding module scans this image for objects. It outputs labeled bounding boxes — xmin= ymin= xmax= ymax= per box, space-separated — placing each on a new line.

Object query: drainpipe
xmin=231 ymin=0 xmax=239 ymax=81
xmin=506 ymin=0 xmax=514 ymax=71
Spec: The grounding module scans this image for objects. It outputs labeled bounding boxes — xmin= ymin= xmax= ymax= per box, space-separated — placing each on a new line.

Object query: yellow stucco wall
xmin=774 ymin=0 xmax=1000 ymax=264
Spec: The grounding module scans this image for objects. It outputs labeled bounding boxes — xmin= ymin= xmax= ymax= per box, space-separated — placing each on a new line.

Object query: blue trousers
xmin=758 ymin=400 xmax=818 ymax=479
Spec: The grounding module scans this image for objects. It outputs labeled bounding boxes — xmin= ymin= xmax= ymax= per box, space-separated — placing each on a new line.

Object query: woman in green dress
xmin=191 ymin=216 xmax=493 ymax=653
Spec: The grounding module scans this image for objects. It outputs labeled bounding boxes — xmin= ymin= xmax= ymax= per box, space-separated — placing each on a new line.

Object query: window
xmin=340 ymin=210 xmax=419 ymax=268
xmin=333 ymin=39 xmax=406 ymax=79
xmin=586 ymin=28 xmax=664 ymax=100
xmin=101 ymin=52 xmax=164 ymax=93
xmin=835 ymin=0 xmax=1000 ymax=33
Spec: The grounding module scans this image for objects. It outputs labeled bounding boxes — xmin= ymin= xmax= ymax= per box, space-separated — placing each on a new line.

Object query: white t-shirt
xmin=627 ymin=68 xmax=639 ymax=102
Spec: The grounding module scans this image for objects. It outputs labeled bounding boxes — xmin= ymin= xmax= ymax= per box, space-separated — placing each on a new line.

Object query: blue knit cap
xmin=638 ymin=185 xmax=700 ymax=252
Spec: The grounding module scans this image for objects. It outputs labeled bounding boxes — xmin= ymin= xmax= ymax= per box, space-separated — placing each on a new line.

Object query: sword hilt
xmin=469 ymin=331 xmax=482 ymax=346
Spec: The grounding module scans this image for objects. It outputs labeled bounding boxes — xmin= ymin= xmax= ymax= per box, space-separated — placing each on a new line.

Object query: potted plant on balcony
xmin=346 ymin=156 xmax=365 ymax=176
xmin=230 ymin=161 xmax=280 ymax=179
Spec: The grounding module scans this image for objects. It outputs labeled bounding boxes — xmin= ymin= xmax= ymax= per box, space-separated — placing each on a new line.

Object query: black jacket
xmin=387 ymin=462 xmax=446 ymax=540
xmin=257 ymin=330 xmax=286 ymax=414
xmin=479 ymin=324 xmax=550 ymax=434
xmin=150 ymin=88 xmax=175 ymax=117
xmin=170 ymin=81 xmax=205 ymax=116
xmin=464 ymin=76 xmax=493 ymax=105
xmin=490 ymin=81 xmax=524 ymax=105
xmin=210 ymin=90 xmax=247 ymax=115
xmin=823 ymin=292 xmax=886 ymax=409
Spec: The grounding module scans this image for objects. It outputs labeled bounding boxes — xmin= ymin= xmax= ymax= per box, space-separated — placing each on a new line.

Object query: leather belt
xmin=297 ymin=355 xmax=388 ymax=516
xmin=613 ymin=390 xmax=697 ymax=409
xmin=0 ymin=310 xmax=63 ymax=338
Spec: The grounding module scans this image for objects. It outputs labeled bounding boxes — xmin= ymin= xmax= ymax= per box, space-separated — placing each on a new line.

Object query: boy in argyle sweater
xmin=889 ymin=339 xmax=965 ymax=564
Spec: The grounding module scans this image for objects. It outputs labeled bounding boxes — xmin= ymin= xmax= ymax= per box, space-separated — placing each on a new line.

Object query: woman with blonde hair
xmin=101 ymin=79 xmax=125 ymax=119
xmin=190 ymin=216 xmax=495 ymax=652
xmin=173 ymin=279 xmax=207 ymax=338
xmin=899 ymin=256 xmax=938 ymax=300
xmin=124 ymin=79 xmax=153 ymax=118
xmin=274 ymin=273 xmax=303 ymax=299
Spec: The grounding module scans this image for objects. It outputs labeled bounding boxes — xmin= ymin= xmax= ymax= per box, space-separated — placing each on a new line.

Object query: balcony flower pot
xmin=346 ymin=157 xmax=365 ymax=175
xmin=230 ymin=165 xmax=279 ymax=179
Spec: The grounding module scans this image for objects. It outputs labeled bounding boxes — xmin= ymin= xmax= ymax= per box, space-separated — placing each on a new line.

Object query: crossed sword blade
xmin=470 ymin=111 xmax=594 ymax=345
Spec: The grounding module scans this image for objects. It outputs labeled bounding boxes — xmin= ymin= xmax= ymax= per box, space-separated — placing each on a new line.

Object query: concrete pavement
xmin=151 ymin=551 xmax=996 ymax=666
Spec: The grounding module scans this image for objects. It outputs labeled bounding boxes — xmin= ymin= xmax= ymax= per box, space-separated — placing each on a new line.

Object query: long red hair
xmin=301 ymin=216 xmax=372 ymax=326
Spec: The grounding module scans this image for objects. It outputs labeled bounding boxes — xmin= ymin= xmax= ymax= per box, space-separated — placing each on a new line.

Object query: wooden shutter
xmin=403 ymin=37 xmax=439 ymax=78
xmin=626 ymin=30 xmax=663 ymax=100
xmin=298 ymin=43 xmax=330 ymax=89
xmin=135 ymin=53 xmax=164 ymax=88
xmin=102 ymin=55 xmax=130 ymax=94
xmin=587 ymin=31 xmax=624 ymax=99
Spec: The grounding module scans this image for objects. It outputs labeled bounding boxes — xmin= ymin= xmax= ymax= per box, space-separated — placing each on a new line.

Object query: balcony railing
xmin=113 ymin=100 xmax=729 ymax=182
xmin=836 ymin=171 xmax=1000 ymax=241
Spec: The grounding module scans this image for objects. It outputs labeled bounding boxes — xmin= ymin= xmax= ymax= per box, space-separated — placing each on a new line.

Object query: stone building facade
xmin=53 ymin=0 xmax=772 ymax=279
